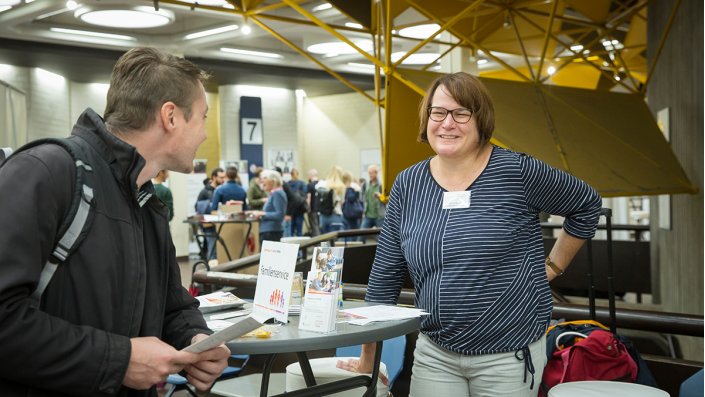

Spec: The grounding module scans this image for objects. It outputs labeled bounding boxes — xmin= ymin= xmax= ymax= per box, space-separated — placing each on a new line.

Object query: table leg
xmin=296 ymin=351 xmax=317 ymax=387
xmin=214 ymin=222 xmax=233 ymax=261
xmin=362 ymin=341 xmax=383 ymax=397
xmin=259 ymin=354 xmax=277 ymax=397
xmin=239 ymin=222 xmax=253 ymax=258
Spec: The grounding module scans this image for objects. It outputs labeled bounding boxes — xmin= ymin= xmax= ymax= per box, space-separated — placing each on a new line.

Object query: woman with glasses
xmin=337 ymin=72 xmax=602 ymax=397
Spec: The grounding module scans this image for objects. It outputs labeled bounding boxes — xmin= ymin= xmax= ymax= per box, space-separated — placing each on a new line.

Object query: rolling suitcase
xmin=540 ymin=208 xmax=657 ymax=396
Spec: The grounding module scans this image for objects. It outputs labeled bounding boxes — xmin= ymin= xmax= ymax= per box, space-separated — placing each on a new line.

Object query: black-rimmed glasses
xmin=428 ymin=106 xmax=473 ymax=124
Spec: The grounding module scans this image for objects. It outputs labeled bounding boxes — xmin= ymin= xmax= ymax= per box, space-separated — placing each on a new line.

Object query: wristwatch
xmin=545 ymin=256 xmax=564 ymax=276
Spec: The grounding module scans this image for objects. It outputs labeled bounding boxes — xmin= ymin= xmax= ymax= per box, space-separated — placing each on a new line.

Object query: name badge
xmin=442 ymin=191 xmax=471 ymax=209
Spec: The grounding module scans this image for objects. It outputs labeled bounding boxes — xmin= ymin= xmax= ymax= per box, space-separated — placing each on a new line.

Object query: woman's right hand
xmin=335 ymin=343 xmax=389 ymax=386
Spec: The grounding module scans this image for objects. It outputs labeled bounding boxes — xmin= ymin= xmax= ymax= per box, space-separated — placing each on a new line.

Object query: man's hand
xmin=123 ymin=337 xmax=200 ymax=390
xmin=183 ymin=334 xmax=231 ymax=391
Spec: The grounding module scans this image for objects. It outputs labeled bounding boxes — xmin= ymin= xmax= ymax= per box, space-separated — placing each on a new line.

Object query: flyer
xmin=252 ymin=240 xmax=300 ymax=323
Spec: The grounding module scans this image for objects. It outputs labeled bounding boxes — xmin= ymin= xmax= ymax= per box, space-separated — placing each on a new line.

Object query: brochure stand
xmin=299 ymin=246 xmax=345 ymax=333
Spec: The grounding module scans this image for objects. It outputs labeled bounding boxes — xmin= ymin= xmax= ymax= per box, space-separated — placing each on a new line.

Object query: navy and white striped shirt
xmin=366 ymin=146 xmax=601 ymax=355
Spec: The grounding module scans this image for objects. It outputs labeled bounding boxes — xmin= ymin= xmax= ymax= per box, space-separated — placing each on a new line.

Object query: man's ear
xmin=159 ymin=101 xmax=178 ymax=132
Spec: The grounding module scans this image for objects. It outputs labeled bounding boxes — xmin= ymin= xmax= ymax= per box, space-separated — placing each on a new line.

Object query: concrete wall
xmin=647 ymin=0 xmax=704 ymax=361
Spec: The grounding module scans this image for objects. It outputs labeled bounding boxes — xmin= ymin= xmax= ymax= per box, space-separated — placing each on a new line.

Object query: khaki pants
xmin=410 ymin=333 xmax=547 ymax=397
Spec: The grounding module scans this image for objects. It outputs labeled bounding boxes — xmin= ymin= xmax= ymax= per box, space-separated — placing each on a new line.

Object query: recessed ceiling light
xmin=547 ymin=65 xmax=556 ymax=75
xmin=391 ymin=52 xmax=440 ymax=65
xmin=75 ymin=6 xmax=174 ymax=29
xmin=398 ymin=24 xmax=441 ymax=39
xmin=180 ymin=0 xmax=230 ymax=5
xmin=307 ymin=40 xmax=372 ymax=56
xmin=347 ymin=62 xmax=374 ymax=69
xmin=345 ymin=22 xmax=363 ymax=29
xmin=220 ymin=47 xmax=283 ymax=59
xmin=312 ymin=3 xmax=332 ymax=12
xmin=50 ymin=27 xmax=136 ymax=41
xmin=241 ymin=25 xmax=252 ymax=35
xmin=65 ymin=0 xmax=78 ymax=10
xmin=477 ymin=59 xmax=488 ymax=65
xmin=185 ymin=24 xmax=238 ymax=40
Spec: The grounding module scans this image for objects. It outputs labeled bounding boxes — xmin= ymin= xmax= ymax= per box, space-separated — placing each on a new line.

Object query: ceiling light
xmin=398 ymin=24 xmax=440 ymax=39
xmin=312 ymin=3 xmax=332 ymax=12
xmin=220 ymin=47 xmax=283 ymax=59
xmin=185 ymin=24 xmax=238 ymax=40
xmin=180 ymin=0 xmax=230 ymax=5
xmin=569 ymin=44 xmax=583 ymax=52
xmin=476 ymin=58 xmax=488 ymax=65
xmin=391 ymin=52 xmax=440 ymax=65
xmin=347 ymin=62 xmax=374 ymax=69
xmin=50 ymin=27 xmax=136 ymax=41
xmin=241 ymin=25 xmax=252 ymax=35
xmin=75 ymin=6 xmax=174 ymax=29
xmin=345 ymin=22 xmax=363 ymax=29
xmin=307 ymin=40 xmax=372 ymax=56
xmin=547 ymin=65 xmax=556 ymax=75
xmin=65 ymin=0 xmax=78 ymax=10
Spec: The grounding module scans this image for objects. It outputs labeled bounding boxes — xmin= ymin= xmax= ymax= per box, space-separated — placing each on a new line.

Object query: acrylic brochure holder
xmin=299 ymin=246 xmax=345 ymax=333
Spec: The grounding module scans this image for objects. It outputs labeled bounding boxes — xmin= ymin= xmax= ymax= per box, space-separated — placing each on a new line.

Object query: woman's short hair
xmin=261 ymin=169 xmax=282 ymax=186
xmin=417 ymin=72 xmax=495 ymax=146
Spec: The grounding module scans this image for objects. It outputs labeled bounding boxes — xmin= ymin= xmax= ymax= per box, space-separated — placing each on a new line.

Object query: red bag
xmin=540 ymin=329 xmax=638 ymax=396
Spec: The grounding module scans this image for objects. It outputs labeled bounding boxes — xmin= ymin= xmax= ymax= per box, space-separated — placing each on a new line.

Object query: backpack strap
xmin=5 ymin=137 xmax=96 ymax=307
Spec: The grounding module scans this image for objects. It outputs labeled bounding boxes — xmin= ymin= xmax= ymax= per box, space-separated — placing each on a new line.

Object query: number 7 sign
xmin=241 ymin=118 xmax=263 ymax=144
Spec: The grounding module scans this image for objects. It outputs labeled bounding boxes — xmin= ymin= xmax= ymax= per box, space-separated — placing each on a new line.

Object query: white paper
xmin=209 ymin=310 xmax=251 ymax=320
xmin=340 ymin=305 xmax=428 ymax=326
xmin=206 ymin=271 xmax=258 ymax=280
xmin=183 ymin=314 xmax=269 ymax=353
xmin=252 ymin=241 xmax=300 ymax=323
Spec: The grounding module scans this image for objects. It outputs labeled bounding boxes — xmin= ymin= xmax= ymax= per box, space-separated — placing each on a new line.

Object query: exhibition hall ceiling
xmin=0 ymin=0 xmax=660 ymax=96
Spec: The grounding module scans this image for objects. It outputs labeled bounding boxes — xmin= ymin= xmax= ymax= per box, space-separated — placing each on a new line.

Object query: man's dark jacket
xmin=0 ymin=108 xmax=211 ymax=396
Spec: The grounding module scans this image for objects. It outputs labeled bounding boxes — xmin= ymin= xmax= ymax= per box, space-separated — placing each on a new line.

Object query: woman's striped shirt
xmin=365 ymin=146 xmax=602 ymax=355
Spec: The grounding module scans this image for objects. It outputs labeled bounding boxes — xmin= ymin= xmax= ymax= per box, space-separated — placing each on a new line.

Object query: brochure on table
xmin=252 ymin=240 xmax=300 ymax=323
xmin=299 ymin=246 xmax=344 ymax=333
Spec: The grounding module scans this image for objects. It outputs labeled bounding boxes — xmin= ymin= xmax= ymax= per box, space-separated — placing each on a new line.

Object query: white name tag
xmin=442 ymin=191 xmax=471 ymax=209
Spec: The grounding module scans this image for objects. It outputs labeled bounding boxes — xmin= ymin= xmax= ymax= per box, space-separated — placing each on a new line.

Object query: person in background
xmin=287 ymin=168 xmax=307 ymax=236
xmin=341 ymin=170 xmax=363 ymax=235
xmin=210 ymin=165 xmax=247 ymax=212
xmin=0 ymin=47 xmax=229 ymax=397
xmin=152 ymin=169 xmax=174 ymax=221
xmin=248 ymin=169 xmax=287 ymax=247
xmin=315 ymin=166 xmax=346 ymax=234
xmin=306 ymin=168 xmax=320 ymax=236
xmin=196 ymin=167 xmax=225 ymax=212
xmin=194 ymin=167 xmax=225 ymax=261
xmin=337 ymin=72 xmax=601 ymax=397
xmin=362 ymin=164 xmax=384 ymax=229
xmin=247 ymin=167 xmax=267 ymax=211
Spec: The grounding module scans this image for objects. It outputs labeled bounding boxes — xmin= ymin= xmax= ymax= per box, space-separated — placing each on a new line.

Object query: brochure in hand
xmin=183 ymin=313 xmax=271 ymax=353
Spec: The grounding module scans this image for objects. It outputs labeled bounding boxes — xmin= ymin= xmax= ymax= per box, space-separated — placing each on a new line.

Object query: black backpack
xmin=317 ymin=189 xmax=334 ymax=216
xmin=283 ymin=183 xmax=307 ymax=217
xmin=0 ymin=137 xmax=95 ymax=308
